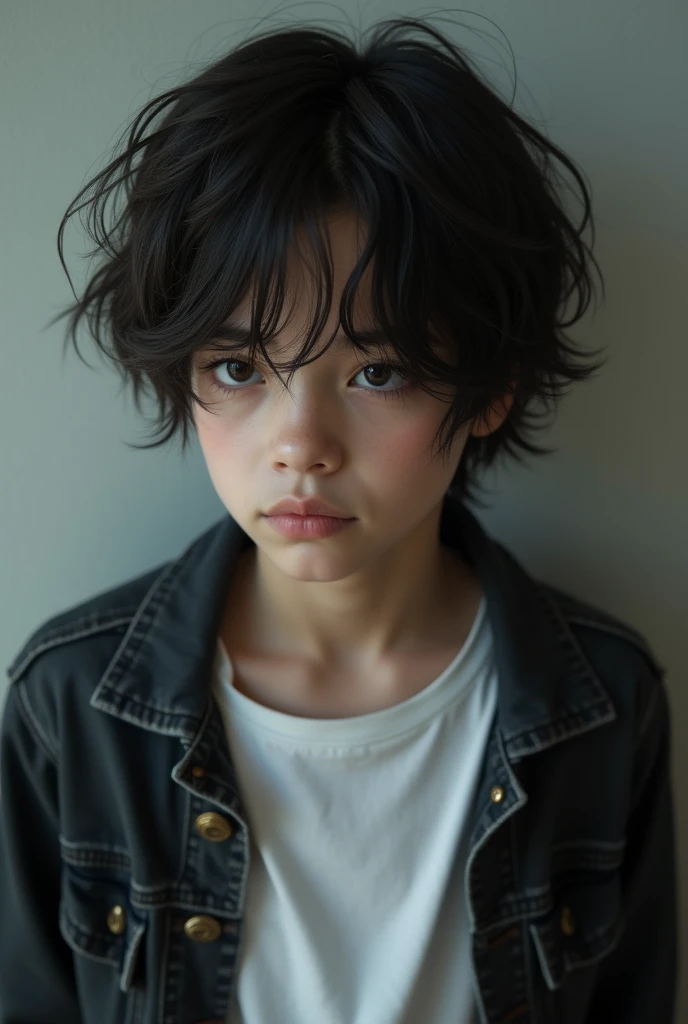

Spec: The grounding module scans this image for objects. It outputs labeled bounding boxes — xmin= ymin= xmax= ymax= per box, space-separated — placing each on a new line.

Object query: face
xmin=191 ymin=209 xmax=508 ymax=584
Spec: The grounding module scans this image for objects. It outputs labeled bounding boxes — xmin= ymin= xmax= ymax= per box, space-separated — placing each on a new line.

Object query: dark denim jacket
xmin=0 ymin=495 xmax=677 ymax=1024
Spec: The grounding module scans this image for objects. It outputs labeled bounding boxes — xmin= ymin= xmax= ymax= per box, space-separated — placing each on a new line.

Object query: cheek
xmin=368 ymin=415 xmax=454 ymax=480
xmin=377 ymin=397 xmax=470 ymax=484
xmin=194 ymin=405 xmax=253 ymax=469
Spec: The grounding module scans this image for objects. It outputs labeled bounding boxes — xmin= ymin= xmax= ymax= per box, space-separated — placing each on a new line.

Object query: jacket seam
xmin=6 ymin=614 xmax=136 ymax=686
xmin=634 ymin=683 xmax=660 ymax=752
xmin=14 ymin=679 xmax=59 ymax=765
xmin=563 ymin=614 xmax=665 ymax=676
xmin=629 ymin=683 xmax=668 ymax=811
xmin=102 ymin=558 xmax=184 ymax=688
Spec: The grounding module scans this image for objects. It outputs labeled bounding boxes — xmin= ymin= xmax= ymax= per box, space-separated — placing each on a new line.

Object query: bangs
xmin=189 ymin=199 xmax=459 ymax=406
xmin=48 ymin=14 xmax=606 ymax=507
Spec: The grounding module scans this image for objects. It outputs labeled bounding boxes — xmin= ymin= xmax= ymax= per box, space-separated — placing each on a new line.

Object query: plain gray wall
xmin=2 ymin=0 xmax=686 ymax=1015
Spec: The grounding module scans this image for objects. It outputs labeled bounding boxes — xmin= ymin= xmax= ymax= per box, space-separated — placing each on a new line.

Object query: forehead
xmin=218 ymin=207 xmax=454 ymax=361
xmin=234 ymin=208 xmax=374 ymax=319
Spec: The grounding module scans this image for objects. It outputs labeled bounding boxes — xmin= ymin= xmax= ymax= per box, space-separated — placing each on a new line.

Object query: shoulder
xmin=536 ymin=579 xmax=670 ymax=750
xmin=538 ymin=580 xmax=665 ymax=676
xmin=3 ymin=560 xmax=171 ymax=755
xmin=6 ymin=561 xmax=171 ymax=686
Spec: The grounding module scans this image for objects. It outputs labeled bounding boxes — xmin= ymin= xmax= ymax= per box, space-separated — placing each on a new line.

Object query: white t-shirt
xmin=212 ymin=592 xmax=497 ymax=1024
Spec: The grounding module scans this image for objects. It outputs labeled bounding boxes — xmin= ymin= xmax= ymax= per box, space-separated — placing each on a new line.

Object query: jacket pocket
xmin=59 ymin=862 xmax=147 ymax=994
xmin=529 ymin=869 xmax=624 ymax=991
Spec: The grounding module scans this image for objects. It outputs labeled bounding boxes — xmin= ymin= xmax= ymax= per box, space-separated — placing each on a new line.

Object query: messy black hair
xmin=48 ymin=13 xmax=606 ymax=508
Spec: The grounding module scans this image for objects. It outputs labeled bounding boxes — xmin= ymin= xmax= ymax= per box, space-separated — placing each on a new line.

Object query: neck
xmin=222 ymin=505 xmax=481 ymax=671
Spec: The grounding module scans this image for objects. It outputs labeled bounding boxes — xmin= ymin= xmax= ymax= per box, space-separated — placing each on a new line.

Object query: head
xmin=188 ymin=206 xmax=516 ymax=579
xmin=49 ymin=15 xmax=606 ymax=523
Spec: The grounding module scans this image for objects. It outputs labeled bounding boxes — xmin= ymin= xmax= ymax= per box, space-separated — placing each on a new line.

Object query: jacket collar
xmin=91 ymin=493 xmax=615 ymax=757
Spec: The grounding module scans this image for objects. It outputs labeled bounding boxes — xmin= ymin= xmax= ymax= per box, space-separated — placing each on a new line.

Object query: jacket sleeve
xmin=0 ymin=679 xmax=82 ymax=1022
xmin=586 ymin=670 xmax=677 ymax=1023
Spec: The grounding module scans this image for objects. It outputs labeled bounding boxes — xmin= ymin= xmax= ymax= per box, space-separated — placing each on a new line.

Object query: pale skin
xmin=191 ymin=210 xmax=514 ymax=717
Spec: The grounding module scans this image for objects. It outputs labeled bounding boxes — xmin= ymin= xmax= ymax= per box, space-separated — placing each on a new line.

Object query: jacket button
xmin=106 ymin=905 xmax=126 ymax=935
xmin=195 ymin=811 xmax=234 ymax=842
xmin=490 ymin=786 xmax=505 ymax=803
xmin=184 ymin=915 xmax=222 ymax=942
xmin=560 ymin=905 xmax=576 ymax=936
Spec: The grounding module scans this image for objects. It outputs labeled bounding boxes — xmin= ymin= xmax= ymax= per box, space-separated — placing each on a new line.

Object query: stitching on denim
xmin=60 ymin=936 xmax=119 ymax=968
xmin=499 ymin=583 xmax=619 ymax=756
xmin=162 ymin=914 xmax=187 ymax=1024
xmin=175 ymin=769 xmax=192 ymax=888
xmin=14 ymin=679 xmax=59 ymax=763
xmin=59 ymin=836 xmax=131 ymax=854
xmin=486 ymin=866 xmax=622 ymax=930
xmin=62 ymin=850 xmax=131 ymax=866
xmin=94 ymin=689 xmax=203 ymax=723
xmin=519 ymin=882 xmax=551 ymax=899
xmin=7 ymin=615 xmax=135 ymax=685
xmin=538 ymin=583 xmax=653 ymax=649
xmin=529 ymin=923 xmax=557 ymax=990
xmin=91 ymin=557 xmax=214 ymax=728
xmin=90 ymin=699 xmax=200 ymax=738
xmin=536 ymin=587 xmax=608 ymax=695
xmin=128 ymin=889 xmax=242 ymax=916
xmin=88 ymin=557 xmax=180 ymax=718
xmin=103 ymin=559 xmax=182 ymax=686
xmin=120 ymin=921 xmax=146 ymax=993
xmin=219 ymin=919 xmax=244 ymax=1017
xmin=157 ymin=911 xmax=171 ymax=1024
xmin=507 ymin=702 xmax=616 ymax=760
xmin=60 ymin=911 xmax=120 ymax=965
xmin=635 ymin=682 xmax=660 ymax=751
xmin=483 ymin=894 xmax=554 ymax=927
xmin=23 ymin=606 xmax=138 ymax=647
xmin=129 ymin=878 xmax=189 ymax=897
xmin=59 ymin=843 xmax=132 ymax=869
xmin=529 ymin=908 xmax=624 ymax=990
xmin=124 ymin=984 xmax=145 ymax=1024
xmin=465 ymin=728 xmax=528 ymax=932
xmin=8 ymin=604 xmax=137 ymax=660
xmin=564 ymin=615 xmax=665 ymax=673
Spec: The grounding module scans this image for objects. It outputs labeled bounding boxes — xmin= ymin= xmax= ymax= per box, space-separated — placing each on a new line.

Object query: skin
xmin=191 ymin=209 xmax=514 ymax=714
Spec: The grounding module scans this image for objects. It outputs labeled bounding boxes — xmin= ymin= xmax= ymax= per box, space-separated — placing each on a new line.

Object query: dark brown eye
xmin=224 ymin=360 xmax=253 ymax=384
xmin=200 ymin=354 xmax=410 ymax=400
xmin=362 ymin=364 xmax=394 ymax=387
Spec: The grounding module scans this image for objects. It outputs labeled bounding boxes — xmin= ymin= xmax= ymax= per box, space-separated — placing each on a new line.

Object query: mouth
xmin=263 ymin=513 xmax=357 ymax=538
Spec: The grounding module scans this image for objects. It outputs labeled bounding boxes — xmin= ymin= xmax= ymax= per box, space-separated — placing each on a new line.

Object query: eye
xmin=199 ymin=356 xmax=411 ymax=400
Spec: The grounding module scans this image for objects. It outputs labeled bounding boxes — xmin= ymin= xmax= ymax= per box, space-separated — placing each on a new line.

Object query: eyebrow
xmin=209 ymin=324 xmax=392 ymax=350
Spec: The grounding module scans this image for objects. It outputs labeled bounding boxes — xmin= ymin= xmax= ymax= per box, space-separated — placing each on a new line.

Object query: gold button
xmin=560 ymin=905 xmax=576 ymax=937
xmin=184 ymin=915 xmax=222 ymax=942
xmin=195 ymin=812 xmax=234 ymax=842
xmin=106 ymin=905 xmax=126 ymax=935
xmin=490 ymin=786 xmax=504 ymax=804
xmin=191 ymin=765 xmax=205 ymax=778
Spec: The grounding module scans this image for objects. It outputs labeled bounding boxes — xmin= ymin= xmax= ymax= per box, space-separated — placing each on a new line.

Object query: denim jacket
xmin=0 ymin=494 xmax=677 ymax=1024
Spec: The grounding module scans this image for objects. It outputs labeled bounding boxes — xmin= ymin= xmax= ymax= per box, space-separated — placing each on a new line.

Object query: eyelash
xmin=198 ymin=356 xmax=411 ymax=401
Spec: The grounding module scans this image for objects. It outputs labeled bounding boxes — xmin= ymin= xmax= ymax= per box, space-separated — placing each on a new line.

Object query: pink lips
xmin=264 ymin=495 xmax=352 ymax=518
xmin=264 ymin=514 xmax=356 ymax=539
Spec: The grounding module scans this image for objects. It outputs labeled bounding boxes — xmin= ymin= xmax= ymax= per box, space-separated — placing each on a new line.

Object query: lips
xmin=265 ymin=496 xmax=352 ymax=518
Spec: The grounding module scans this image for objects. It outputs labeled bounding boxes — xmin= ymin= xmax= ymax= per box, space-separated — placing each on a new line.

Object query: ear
xmin=469 ymin=377 xmax=517 ymax=439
